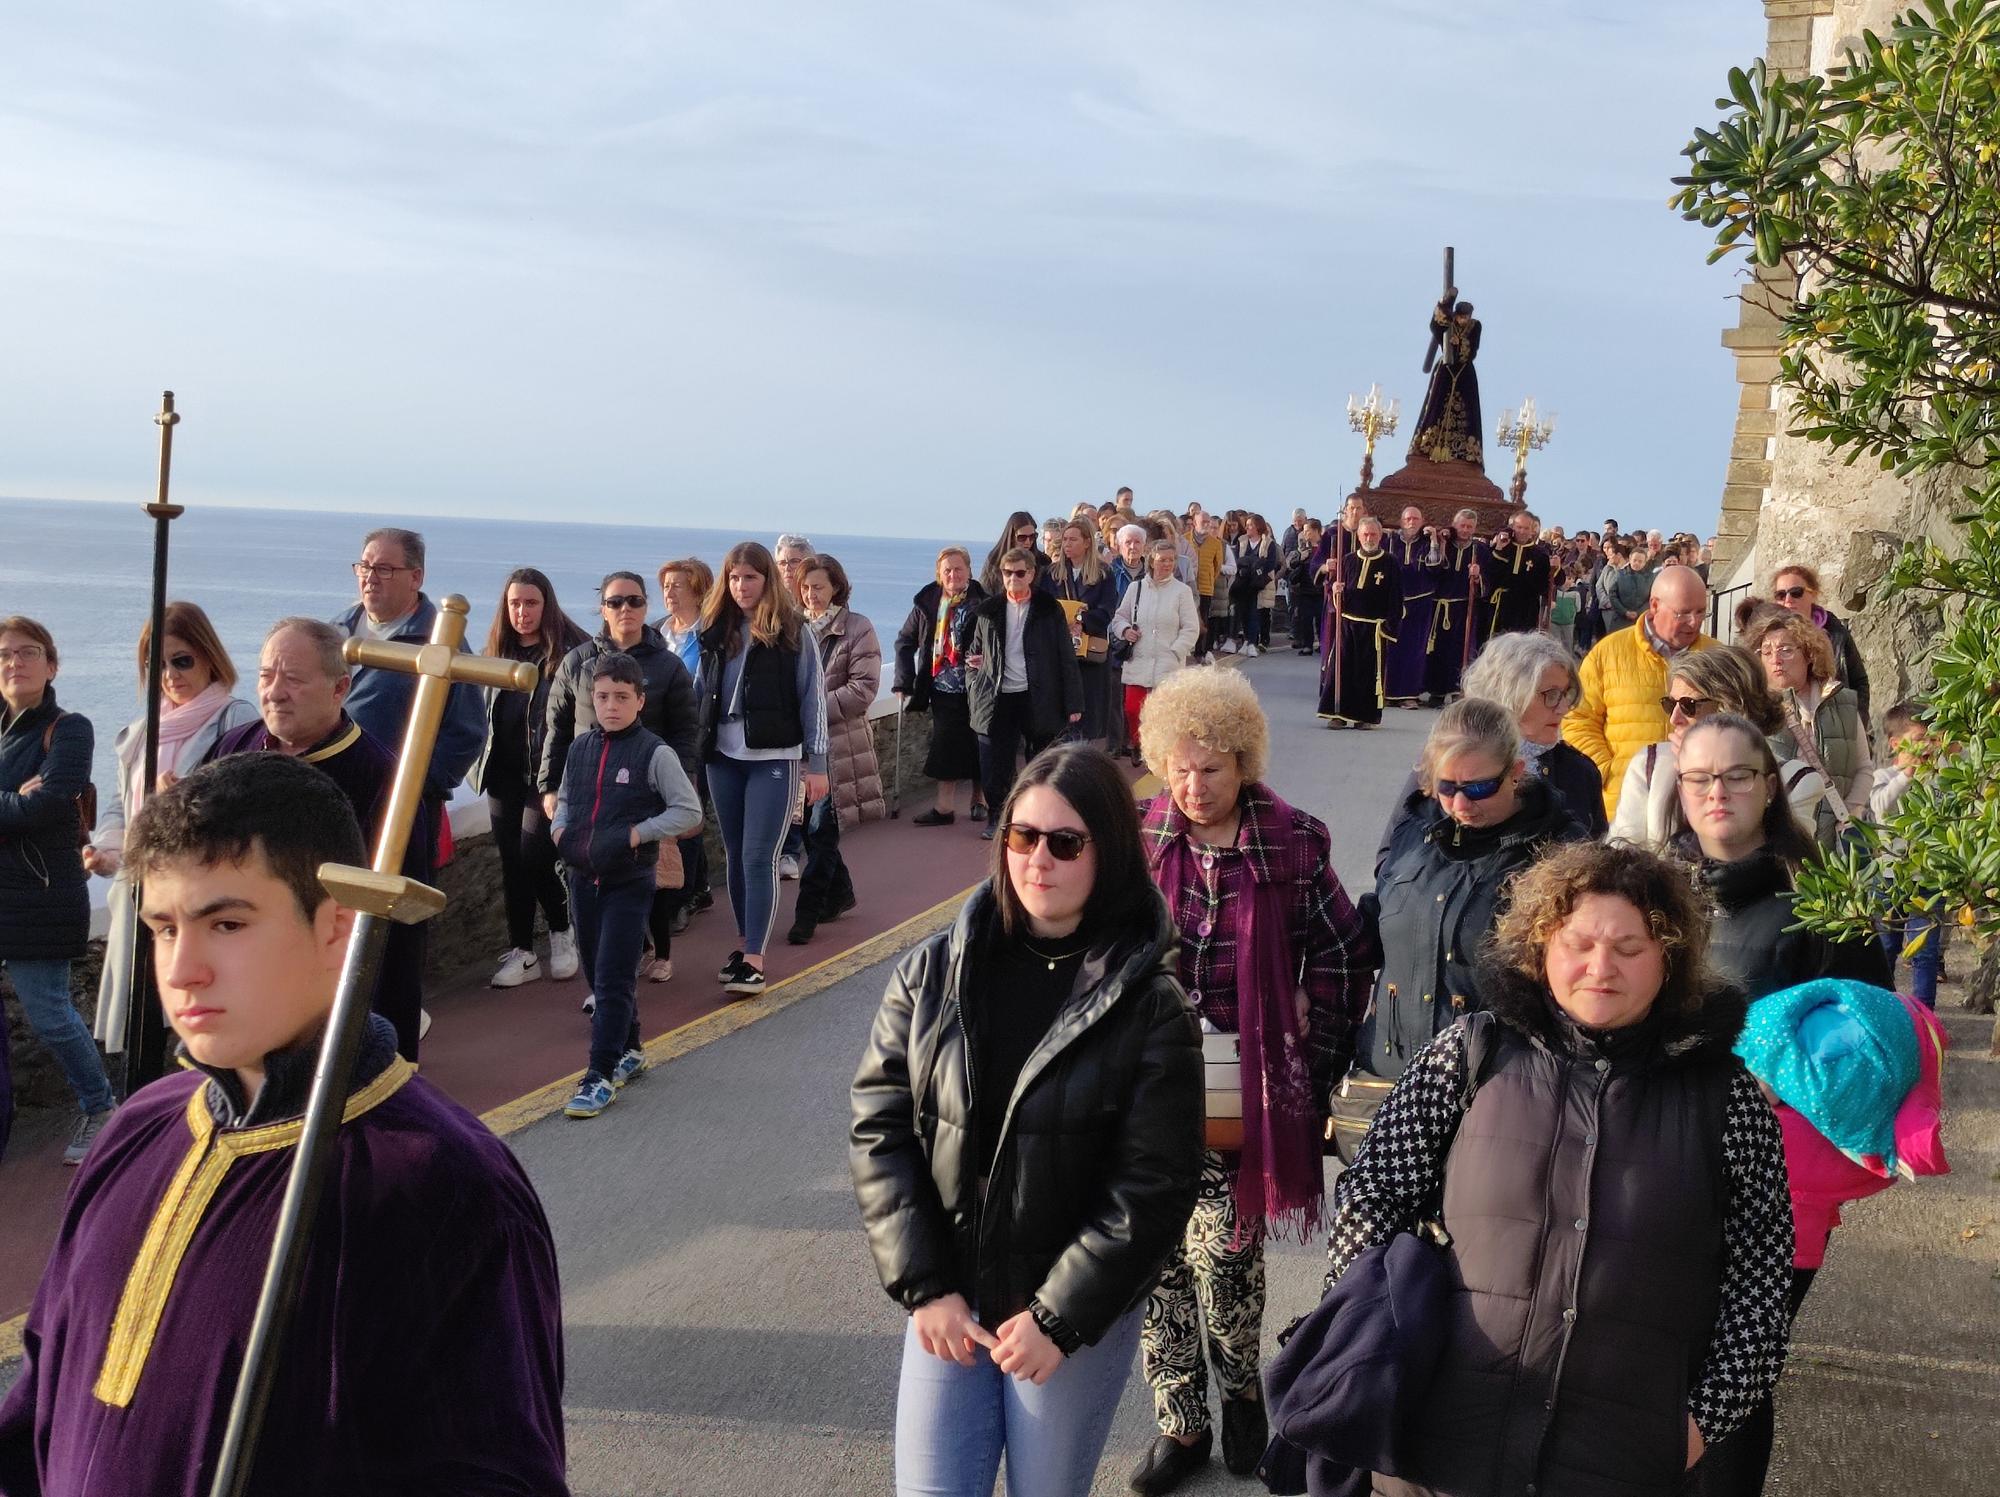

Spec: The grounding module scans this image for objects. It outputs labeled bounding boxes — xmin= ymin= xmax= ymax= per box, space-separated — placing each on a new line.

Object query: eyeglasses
xmin=1435 ymin=774 xmax=1507 ymax=802
xmin=1660 ymin=607 xmax=1706 ymax=623
xmin=1537 ymin=685 xmax=1578 ymax=710
xmin=1001 ymin=568 xmax=1031 ymax=579
xmin=1774 ymin=586 xmax=1810 ymax=601
xmin=1679 ymin=767 xmax=1764 ymax=794
xmin=602 ymin=595 xmax=648 ymax=610
xmin=1660 ymin=694 xmax=1715 ymax=719
xmin=1000 ymin=824 xmax=1093 ymax=860
xmin=1759 ymin=644 xmax=1800 ymax=662
xmin=158 ymin=653 xmax=199 ymax=673
xmin=0 ymin=645 xmax=48 ymax=666
xmin=1014 ymin=531 xmax=1037 ymax=544
xmin=352 ymin=562 xmax=413 ymax=578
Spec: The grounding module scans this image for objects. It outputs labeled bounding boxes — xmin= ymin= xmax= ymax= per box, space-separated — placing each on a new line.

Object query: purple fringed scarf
xmin=1155 ymin=797 xmax=1326 ymax=1242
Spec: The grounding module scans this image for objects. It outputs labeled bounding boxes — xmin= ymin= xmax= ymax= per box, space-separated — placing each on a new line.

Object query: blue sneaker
xmin=564 ymin=1073 xmax=616 ymax=1119
xmin=612 ymin=1048 xmax=649 ymax=1089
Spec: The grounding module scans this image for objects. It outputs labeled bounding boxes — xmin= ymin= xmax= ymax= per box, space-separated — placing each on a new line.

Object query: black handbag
xmin=1109 ymin=580 xmax=1140 ymax=663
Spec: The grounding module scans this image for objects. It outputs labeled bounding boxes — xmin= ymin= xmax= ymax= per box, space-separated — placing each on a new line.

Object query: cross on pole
xmin=208 ymin=594 xmax=536 ymax=1497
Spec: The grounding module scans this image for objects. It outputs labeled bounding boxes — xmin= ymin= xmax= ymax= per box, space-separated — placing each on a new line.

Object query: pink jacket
xmin=1777 ymin=995 xmax=1949 ymax=1268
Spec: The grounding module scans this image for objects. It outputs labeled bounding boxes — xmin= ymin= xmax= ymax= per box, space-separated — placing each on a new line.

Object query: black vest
xmin=1385 ymin=1000 xmax=1735 ymax=1497
xmin=737 ymin=641 xmax=804 ymax=750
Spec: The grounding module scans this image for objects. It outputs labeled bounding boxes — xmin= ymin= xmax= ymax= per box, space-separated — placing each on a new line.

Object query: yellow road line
xmin=0 ymin=1313 xmax=19 ymax=1365
xmin=478 ymin=886 xmax=974 ymax=1139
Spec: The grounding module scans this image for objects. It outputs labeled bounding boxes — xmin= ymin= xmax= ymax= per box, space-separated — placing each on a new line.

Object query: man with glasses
xmin=1563 ymin=564 xmax=1716 ymax=820
xmin=332 ymin=527 xmax=485 ymax=806
xmin=965 ymin=550 xmax=1084 ymax=841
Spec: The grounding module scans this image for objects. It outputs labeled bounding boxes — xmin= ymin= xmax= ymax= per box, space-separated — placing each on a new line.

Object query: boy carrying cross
xmin=0 ymin=752 xmax=568 ymax=1496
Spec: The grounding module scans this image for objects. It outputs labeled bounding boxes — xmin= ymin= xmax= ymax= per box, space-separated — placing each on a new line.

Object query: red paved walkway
xmin=0 ymin=803 xmax=998 ymax=1329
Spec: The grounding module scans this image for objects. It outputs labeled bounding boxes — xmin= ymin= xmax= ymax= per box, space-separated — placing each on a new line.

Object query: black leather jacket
xmin=850 ymin=884 xmax=1202 ymax=1350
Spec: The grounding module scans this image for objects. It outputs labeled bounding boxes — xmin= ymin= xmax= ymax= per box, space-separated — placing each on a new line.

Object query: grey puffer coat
xmin=811 ymin=607 xmax=885 ymax=830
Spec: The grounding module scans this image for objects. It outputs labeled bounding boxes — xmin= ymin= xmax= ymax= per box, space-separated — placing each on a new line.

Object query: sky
xmin=0 ymin=1 xmax=1767 ymax=540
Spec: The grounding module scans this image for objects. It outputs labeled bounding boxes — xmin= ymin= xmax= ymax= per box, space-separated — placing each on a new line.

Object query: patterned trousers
xmin=1141 ymin=1149 xmax=1267 ymax=1437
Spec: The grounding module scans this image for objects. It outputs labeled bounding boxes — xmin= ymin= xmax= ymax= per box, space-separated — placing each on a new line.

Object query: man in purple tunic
xmin=1383 ymin=505 xmax=1438 ymax=708
xmin=0 ymin=753 xmax=567 ymax=1497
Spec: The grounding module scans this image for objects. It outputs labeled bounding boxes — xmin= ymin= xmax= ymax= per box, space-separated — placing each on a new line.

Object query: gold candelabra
xmin=1496 ymin=396 xmax=1556 ymax=506
xmin=1346 ymin=384 xmax=1400 ymax=490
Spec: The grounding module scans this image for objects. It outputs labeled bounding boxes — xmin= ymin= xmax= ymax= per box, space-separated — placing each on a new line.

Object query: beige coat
xmin=815 ymin=608 xmax=886 ymax=830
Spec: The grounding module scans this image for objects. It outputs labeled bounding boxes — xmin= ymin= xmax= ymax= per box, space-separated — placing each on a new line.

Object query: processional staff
xmin=208 ymin=595 xmax=538 ymax=1497
xmin=123 ymin=392 xmax=185 ymax=1093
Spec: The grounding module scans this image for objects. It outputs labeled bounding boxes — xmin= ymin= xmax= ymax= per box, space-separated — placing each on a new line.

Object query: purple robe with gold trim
xmin=0 ymin=1065 xmax=567 ymax=1496
xmin=1383 ymin=532 xmax=1435 ymax=703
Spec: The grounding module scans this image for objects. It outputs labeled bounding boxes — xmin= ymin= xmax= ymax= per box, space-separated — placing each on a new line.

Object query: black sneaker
xmin=724 ymin=966 xmax=767 ymax=998
xmin=787 ymin=912 xmax=817 ymax=946
xmin=689 ymin=886 xmax=716 ymax=914
xmin=912 ymin=808 xmax=954 ymax=827
xmin=968 ymin=802 xmax=988 ymax=822
xmin=668 ymin=903 xmax=693 ymax=936
xmin=718 ymin=950 xmax=748 ymax=983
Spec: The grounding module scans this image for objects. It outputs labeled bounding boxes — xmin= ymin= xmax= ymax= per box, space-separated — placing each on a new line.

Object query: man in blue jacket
xmin=331 ymin=528 xmax=485 ymax=803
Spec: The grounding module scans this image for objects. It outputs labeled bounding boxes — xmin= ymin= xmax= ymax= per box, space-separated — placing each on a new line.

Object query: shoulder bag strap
xmin=1782 ymin=703 xmax=1854 ymax=830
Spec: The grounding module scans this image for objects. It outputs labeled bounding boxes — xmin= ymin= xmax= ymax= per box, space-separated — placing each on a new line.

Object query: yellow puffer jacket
xmin=1563 ymin=624 xmax=1715 ymax=818
xmin=1193 ymin=534 xmax=1225 ymax=598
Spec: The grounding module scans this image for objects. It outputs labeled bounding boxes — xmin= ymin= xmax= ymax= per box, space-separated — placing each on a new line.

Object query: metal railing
xmin=1709 ymin=581 xmax=1753 ymax=644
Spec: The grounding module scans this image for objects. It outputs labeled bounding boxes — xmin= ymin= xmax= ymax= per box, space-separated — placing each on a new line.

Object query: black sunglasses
xmin=1435 ymin=774 xmax=1506 ymax=802
xmin=1000 ymin=824 xmax=1093 ymax=860
xmin=1661 ymin=694 xmax=1715 ymax=719
xmin=164 ymin=652 xmax=198 ymax=672
xmin=1773 ymin=586 xmax=1809 ymax=601
xmin=602 ymin=594 xmax=647 ymax=610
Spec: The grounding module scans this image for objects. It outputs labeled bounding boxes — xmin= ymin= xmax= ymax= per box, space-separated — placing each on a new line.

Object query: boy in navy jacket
xmin=552 ymin=654 xmax=702 ymax=1118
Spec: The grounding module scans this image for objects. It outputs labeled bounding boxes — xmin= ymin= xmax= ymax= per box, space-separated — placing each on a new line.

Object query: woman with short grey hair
xmin=1462 ymin=631 xmax=1606 ymax=836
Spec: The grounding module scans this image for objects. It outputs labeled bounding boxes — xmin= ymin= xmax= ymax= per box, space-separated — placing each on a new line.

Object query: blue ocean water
xmin=0 ymin=497 xmax=966 ymax=801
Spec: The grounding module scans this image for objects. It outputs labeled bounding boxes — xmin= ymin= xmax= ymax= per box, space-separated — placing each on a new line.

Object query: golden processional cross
xmin=210 ymin=594 xmax=538 ymax=1497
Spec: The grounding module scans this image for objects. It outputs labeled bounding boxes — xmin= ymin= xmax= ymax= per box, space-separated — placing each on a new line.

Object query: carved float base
xmin=1348 ymin=457 xmax=1516 ymax=533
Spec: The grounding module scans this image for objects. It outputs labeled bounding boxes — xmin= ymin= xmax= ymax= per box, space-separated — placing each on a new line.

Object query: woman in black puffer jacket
xmin=851 ymin=744 xmax=1202 ymax=1497
xmin=1 ymin=616 xmax=118 ymax=1166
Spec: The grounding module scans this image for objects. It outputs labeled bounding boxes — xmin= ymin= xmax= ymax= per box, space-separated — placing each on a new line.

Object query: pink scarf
xmin=1155 ymin=802 xmax=1326 ymax=1241
xmin=128 ymin=682 xmax=233 ymax=820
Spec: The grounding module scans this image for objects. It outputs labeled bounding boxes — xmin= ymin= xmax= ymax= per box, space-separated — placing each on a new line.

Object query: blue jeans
xmin=707 ymin=754 xmax=800 ymax=957
xmin=1879 ymin=913 xmax=1941 ymax=1008
xmin=569 ymin=873 xmax=652 ymax=1079
xmin=2 ymin=958 xmax=116 ymax=1114
xmin=894 ymin=1307 xmax=1142 ymax=1497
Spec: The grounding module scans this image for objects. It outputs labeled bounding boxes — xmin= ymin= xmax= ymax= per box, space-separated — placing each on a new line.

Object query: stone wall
xmin=5 ymin=702 xmax=942 ymax=1117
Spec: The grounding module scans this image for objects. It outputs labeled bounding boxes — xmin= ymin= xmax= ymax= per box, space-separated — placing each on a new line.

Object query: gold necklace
xmin=1023 ymin=937 xmax=1091 ymax=971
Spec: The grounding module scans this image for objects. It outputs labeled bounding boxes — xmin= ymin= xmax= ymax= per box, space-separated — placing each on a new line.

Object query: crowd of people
xmin=846 ymin=496 xmax=1949 ymax=1497
xmin=0 ymin=494 xmax=1955 ymax=1497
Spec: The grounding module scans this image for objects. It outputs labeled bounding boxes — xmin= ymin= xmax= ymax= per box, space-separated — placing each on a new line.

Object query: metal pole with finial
xmin=122 ymin=392 xmax=184 ymax=1096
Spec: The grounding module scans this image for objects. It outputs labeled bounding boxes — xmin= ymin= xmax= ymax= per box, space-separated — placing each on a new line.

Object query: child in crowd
xmin=553 ymin=654 xmax=703 ymax=1118
xmin=1870 ymin=700 xmax=1945 ymax=1007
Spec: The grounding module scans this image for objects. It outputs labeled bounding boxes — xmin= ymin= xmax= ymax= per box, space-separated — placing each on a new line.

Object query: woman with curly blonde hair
xmin=1127 ymin=667 xmax=1375 ymax=1492
xmin=1741 ymin=607 xmax=1873 ymax=821
xmin=1318 ymin=840 xmax=1792 ymax=1496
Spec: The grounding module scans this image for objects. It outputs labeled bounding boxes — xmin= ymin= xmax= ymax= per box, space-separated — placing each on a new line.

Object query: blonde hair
xmin=1742 ymin=608 xmax=1837 ymax=684
xmin=1138 ymin=666 xmax=1268 ymax=784
xmin=935 ymin=546 xmax=972 ymax=585
xmin=1417 ymin=697 xmax=1520 ymax=795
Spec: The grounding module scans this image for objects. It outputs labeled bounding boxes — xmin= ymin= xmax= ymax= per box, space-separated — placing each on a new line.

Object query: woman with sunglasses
xmin=1666 ymin=714 xmax=1888 ymax=1497
xmin=1352 ymin=698 xmax=1586 ymax=1086
xmin=1043 ymin=520 xmax=1121 ymax=749
xmin=1 ymin=616 xmax=120 ymax=1166
xmin=851 ymin=744 xmax=1203 ymax=1497
xmin=1608 ymin=644 xmax=1829 ymax=851
xmin=980 ymin=511 xmax=1048 ymax=596
xmin=475 ymin=569 xmax=590 ymax=990
xmin=1126 ymin=669 xmax=1375 ymax=1494
xmin=86 ymin=603 xmax=259 ymax=1078
xmin=1742 ymin=608 xmax=1874 ymax=825
xmin=967 ymin=548 xmax=1084 ymax=841
xmin=695 ymin=543 xmax=830 ymax=997
xmin=1770 ymin=562 xmax=1871 ymax=729
xmin=539 ymin=572 xmax=701 ymax=986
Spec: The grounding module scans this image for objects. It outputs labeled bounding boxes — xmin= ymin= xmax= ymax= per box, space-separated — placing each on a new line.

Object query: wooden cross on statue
xmin=207 ymin=593 xmax=537 ymax=1497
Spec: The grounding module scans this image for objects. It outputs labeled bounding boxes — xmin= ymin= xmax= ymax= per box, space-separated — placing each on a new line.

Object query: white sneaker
xmin=1218 ymin=640 xmax=1239 ymax=655
xmin=547 ymin=928 xmax=579 ymax=981
xmin=581 ymin=991 xmax=596 ymax=1015
xmin=1244 ymin=644 xmax=1261 ymax=658
xmin=779 ymin=854 xmax=801 ymax=880
xmin=418 ymin=1009 xmax=433 ymax=1040
xmin=490 ymin=948 xmax=540 ymax=988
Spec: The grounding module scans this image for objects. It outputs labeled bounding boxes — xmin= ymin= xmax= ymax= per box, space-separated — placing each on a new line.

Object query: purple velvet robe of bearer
xmin=0 ymin=1029 xmax=567 ymax=1497
xmin=1383 ymin=532 xmax=1435 ymax=704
